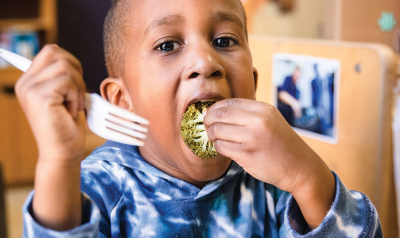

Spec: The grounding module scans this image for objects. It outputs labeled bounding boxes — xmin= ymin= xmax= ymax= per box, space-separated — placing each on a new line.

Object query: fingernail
xmin=202 ymin=108 xmax=208 ymax=117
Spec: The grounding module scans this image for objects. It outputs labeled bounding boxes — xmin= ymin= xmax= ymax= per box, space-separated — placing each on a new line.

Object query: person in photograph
xmin=277 ymin=66 xmax=302 ymax=125
xmin=311 ymin=64 xmax=334 ymax=136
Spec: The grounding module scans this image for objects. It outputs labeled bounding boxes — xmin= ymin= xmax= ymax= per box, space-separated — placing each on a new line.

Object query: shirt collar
xmin=88 ymin=141 xmax=243 ymax=199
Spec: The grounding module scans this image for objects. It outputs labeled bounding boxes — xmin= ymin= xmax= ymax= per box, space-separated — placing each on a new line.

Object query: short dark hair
xmin=103 ymin=0 xmax=134 ymax=77
xmin=103 ymin=0 xmax=247 ymax=78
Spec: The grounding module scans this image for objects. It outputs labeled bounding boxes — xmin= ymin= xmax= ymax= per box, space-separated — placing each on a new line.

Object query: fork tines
xmin=105 ymin=113 xmax=148 ymax=139
xmin=86 ymin=93 xmax=149 ymax=146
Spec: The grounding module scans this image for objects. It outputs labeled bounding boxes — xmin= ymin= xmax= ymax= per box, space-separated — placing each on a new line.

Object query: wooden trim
xmin=39 ymin=0 xmax=57 ymax=43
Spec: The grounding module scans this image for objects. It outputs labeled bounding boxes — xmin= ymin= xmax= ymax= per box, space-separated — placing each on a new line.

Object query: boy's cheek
xmin=142 ymin=102 xmax=181 ymax=143
xmin=225 ymin=64 xmax=256 ymax=98
xmin=230 ymin=78 xmax=256 ymax=99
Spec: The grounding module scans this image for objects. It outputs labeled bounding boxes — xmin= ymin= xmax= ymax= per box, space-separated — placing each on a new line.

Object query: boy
xmin=19 ymin=0 xmax=382 ymax=237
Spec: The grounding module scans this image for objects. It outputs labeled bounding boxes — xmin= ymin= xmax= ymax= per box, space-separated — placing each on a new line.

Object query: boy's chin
xmin=181 ymin=152 xmax=232 ymax=182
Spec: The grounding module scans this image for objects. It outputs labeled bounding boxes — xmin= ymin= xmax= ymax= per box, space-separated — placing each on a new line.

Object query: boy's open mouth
xmin=181 ymin=100 xmax=217 ymax=159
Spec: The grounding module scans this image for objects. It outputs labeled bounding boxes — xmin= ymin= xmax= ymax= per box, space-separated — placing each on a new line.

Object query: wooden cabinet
xmin=0 ymin=69 xmax=37 ymax=185
xmin=0 ymin=0 xmax=57 ymax=43
xmin=0 ymin=0 xmax=57 ymax=185
xmin=0 ymin=0 xmax=107 ymax=186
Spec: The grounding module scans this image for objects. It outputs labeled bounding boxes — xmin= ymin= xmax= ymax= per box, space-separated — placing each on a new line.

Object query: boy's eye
xmin=213 ymin=37 xmax=236 ymax=48
xmin=156 ymin=41 xmax=181 ymax=52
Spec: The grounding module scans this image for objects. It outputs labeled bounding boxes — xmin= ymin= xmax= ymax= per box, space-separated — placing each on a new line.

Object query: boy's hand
xmin=15 ymin=45 xmax=86 ymax=230
xmin=205 ymin=98 xmax=320 ymax=190
xmin=204 ymin=98 xmax=335 ymax=229
xmin=15 ymin=45 xmax=86 ymax=164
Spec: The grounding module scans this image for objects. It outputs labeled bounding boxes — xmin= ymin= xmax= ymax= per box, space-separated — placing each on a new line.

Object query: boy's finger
xmin=204 ymin=106 xmax=257 ymax=128
xmin=30 ymin=75 xmax=80 ymax=117
xmin=24 ymin=60 xmax=84 ymax=87
xmin=214 ymin=139 xmax=247 ymax=159
xmin=27 ymin=45 xmax=83 ymax=76
xmin=20 ymin=60 xmax=86 ymax=110
xmin=206 ymin=122 xmax=251 ymax=144
xmin=208 ymin=98 xmax=266 ymax=113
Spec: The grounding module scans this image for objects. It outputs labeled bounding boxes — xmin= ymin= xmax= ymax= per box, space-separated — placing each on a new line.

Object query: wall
xmin=57 ymin=0 xmax=111 ymax=93
xmin=322 ymin=0 xmax=400 ymax=53
xmin=341 ymin=0 xmax=400 ymax=53
xmin=244 ymin=0 xmax=324 ymax=39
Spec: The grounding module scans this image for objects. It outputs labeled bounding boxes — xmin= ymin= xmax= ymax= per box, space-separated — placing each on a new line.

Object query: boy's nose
xmin=183 ymin=45 xmax=225 ymax=81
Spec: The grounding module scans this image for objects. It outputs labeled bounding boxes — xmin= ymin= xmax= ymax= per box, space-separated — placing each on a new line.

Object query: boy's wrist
xmin=288 ymin=160 xmax=336 ymax=230
xmin=37 ymin=151 xmax=84 ymax=168
xmin=33 ymin=154 xmax=83 ymax=231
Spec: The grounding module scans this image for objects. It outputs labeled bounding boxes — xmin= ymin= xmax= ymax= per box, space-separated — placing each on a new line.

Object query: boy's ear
xmin=100 ymin=77 xmax=133 ymax=110
xmin=253 ymin=67 xmax=258 ymax=90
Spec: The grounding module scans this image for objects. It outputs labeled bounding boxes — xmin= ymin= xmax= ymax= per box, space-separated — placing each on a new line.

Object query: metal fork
xmin=0 ymin=48 xmax=149 ymax=146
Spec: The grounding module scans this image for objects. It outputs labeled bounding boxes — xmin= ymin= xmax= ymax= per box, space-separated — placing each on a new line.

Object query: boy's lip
xmin=184 ymin=93 xmax=226 ymax=112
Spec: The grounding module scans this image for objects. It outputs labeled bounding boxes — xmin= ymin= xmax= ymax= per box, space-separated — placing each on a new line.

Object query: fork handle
xmin=0 ymin=48 xmax=32 ymax=72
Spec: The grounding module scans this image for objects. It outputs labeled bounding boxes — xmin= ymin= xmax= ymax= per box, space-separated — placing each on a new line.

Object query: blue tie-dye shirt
xmin=22 ymin=141 xmax=382 ymax=237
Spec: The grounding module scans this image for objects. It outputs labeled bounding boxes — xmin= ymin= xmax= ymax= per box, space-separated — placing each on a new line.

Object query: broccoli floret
xmin=181 ymin=101 xmax=217 ymax=159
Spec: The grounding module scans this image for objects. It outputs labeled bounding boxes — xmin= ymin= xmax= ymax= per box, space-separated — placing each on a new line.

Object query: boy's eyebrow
xmin=210 ymin=11 xmax=244 ymax=30
xmin=144 ymin=11 xmax=244 ymax=36
xmin=145 ymin=14 xmax=185 ymax=35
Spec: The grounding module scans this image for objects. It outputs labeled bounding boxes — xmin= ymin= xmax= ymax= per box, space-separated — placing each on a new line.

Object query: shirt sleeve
xmin=22 ymin=191 xmax=102 ymax=238
xmin=22 ymin=158 xmax=125 ymax=238
xmin=278 ymin=76 xmax=291 ymax=93
xmin=283 ymin=172 xmax=383 ymax=237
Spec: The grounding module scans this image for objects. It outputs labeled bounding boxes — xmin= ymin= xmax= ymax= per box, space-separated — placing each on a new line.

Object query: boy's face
xmin=106 ymin=0 xmax=257 ymax=185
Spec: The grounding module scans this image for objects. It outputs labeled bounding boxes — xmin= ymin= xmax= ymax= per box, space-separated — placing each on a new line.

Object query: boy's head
xmin=101 ymin=0 xmax=258 ymax=186
xmin=103 ymin=0 xmax=248 ymax=78
xmin=292 ymin=66 xmax=301 ymax=83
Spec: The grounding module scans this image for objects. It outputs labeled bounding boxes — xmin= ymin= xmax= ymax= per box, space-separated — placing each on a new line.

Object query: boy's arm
xmin=278 ymin=91 xmax=302 ymax=118
xmin=33 ymin=157 xmax=83 ymax=230
xmin=205 ymin=99 xmax=355 ymax=230
xmin=276 ymin=173 xmax=382 ymax=237
xmin=16 ymin=45 xmax=86 ymax=230
xmin=286 ymin=153 xmax=336 ymax=229
xmin=22 ymin=157 xmax=125 ymax=237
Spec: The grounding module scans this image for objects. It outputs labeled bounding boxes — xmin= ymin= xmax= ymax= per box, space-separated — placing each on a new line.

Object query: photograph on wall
xmin=272 ymin=53 xmax=340 ymax=143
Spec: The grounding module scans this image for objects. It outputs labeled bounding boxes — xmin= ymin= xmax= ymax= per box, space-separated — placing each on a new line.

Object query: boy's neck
xmin=138 ymin=147 xmax=210 ymax=188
